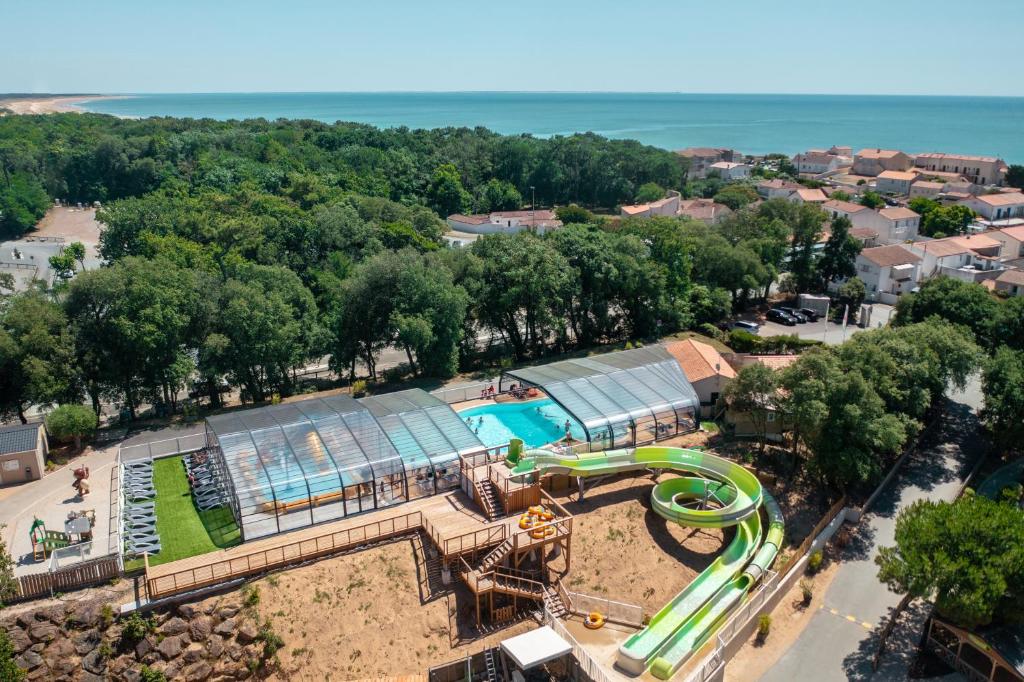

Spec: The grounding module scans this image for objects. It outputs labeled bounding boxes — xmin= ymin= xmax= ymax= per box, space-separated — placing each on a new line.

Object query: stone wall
xmin=3 ymin=589 xmax=281 ymax=681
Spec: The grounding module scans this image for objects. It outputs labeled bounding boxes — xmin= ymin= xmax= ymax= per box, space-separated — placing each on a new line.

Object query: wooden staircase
xmin=478 ymin=538 xmax=514 ymax=572
xmin=542 ymin=584 xmax=568 ymax=618
xmin=473 ymin=478 xmax=502 ymax=520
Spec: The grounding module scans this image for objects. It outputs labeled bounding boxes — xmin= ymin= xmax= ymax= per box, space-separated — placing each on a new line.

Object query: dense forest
xmin=0 ymin=113 xmax=856 ymax=423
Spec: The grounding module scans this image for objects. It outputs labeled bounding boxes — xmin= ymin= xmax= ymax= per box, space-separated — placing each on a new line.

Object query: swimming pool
xmin=458 ymin=399 xmax=586 ymax=449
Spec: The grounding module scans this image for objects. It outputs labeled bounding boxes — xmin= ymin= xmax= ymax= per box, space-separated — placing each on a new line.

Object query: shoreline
xmin=0 ymin=95 xmax=123 ymax=115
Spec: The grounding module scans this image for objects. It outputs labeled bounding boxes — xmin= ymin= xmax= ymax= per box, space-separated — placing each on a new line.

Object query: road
xmin=758 ymin=378 xmax=984 ymax=682
xmin=742 ymin=303 xmax=896 ymax=346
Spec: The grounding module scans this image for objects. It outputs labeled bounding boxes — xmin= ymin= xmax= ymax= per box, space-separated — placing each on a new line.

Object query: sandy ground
xmin=724 ymin=554 xmax=841 ymax=682
xmin=0 ymin=95 xmax=119 ymax=115
xmin=31 ymin=206 xmax=103 ymax=246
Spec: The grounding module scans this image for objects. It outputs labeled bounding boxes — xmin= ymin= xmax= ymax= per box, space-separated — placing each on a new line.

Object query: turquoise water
xmin=459 ymin=399 xmax=585 ymax=449
xmin=80 ymin=92 xmax=1024 ymax=161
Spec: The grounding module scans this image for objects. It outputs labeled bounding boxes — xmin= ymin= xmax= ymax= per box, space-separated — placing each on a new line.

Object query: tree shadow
xmin=841 ymin=599 xmax=933 ymax=681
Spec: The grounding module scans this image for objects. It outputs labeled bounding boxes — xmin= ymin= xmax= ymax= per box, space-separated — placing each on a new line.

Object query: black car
xmin=767 ymin=308 xmax=798 ymax=326
xmin=799 ymin=307 xmax=821 ymax=322
xmin=778 ymin=307 xmax=808 ymax=323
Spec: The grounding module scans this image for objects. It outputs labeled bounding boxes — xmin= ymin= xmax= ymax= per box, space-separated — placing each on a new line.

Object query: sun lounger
xmin=126 ymin=539 xmax=161 ymax=554
xmin=125 ymin=499 xmax=155 ymax=510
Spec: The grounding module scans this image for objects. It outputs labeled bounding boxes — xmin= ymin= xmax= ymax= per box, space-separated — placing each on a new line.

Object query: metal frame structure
xmin=500 ymin=347 xmax=699 ymax=449
xmin=205 ymin=392 xmax=484 ymax=541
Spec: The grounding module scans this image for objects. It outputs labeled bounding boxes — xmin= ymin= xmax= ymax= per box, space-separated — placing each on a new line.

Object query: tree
xmin=829 ymin=190 xmax=851 ymax=202
xmin=712 ymin=184 xmax=758 ymax=211
xmin=1006 ymin=164 xmax=1024 ymax=189
xmin=474 ymin=178 xmax=521 ymax=213
xmin=555 ymin=204 xmax=594 ymax=225
xmin=721 ymin=364 xmax=778 ymax=454
xmin=0 ymin=172 xmax=49 ymax=237
xmin=858 ymin=191 xmax=884 ymax=209
xmin=0 ymin=628 xmax=25 ymax=681
xmin=46 ymin=404 xmax=98 ymax=451
xmin=834 ymin=277 xmax=866 ymax=324
xmin=635 ymin=182 xmax=665 ymax=203
xmin=921 ymin=205 xmax=974 ymax=238
xmin=788 ymin=204 xmax=826 ymax=293
xmin=876 ymin=495 xmax=1024 ymax=629
xmin=426 ymin=163 xmax=471 ymax=217
xmin=981 ymin=347 xmax=1024 ymax=450
xmin=815 ymin=216 xmax=861 ymax=286
xmin=894 ymin=276 xmax=999 ymax=345
xmin=48 ymin=251 xmax=77 ymax=284
xmin=988 ymin=296 xmax=1024 ymax=352
xmin=64 ymin=241 xmax=87 ymax=271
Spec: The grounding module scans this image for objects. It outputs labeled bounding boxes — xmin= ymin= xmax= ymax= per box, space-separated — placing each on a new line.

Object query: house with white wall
xmin=876 ymin=170 xmax=917 ymax=195
xmin=792 ymin=149 xmax=853 ymax=175
xmin=914 ymin=153 xmax=1009 ymax=186
xmin=907 ymin=234 xmax=1004 ymax=282
xmin=787 ymin=188 xmax=828 ymax=205
xmin=909 ymin=180 xmax=945 ymax=199
xmin=987 ymin=224 xmax=1024 ymax=259
xmin=959 ymin=192 xmax=1024 ymax=221
xmin=445 ymin=209 xmax=563 ymax=246
xmin=855 ymin=245 xmax=922 ymax=304
xmin=757 ymin=179 xmax=802 ymax=199
xmin=708 ymin=161 xmax=751 ymax=181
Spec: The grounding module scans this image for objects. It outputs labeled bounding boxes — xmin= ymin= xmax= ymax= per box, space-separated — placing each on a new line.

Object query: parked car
xmin=767 ymin=309 xmax=798 ymax=326
xmin=731 ymin=320 xmax=761 ymax=334
xmin=799 ymin=308 xmax=821 ymax=322
xmin=778 ymin=307 xmax=808 ymax=323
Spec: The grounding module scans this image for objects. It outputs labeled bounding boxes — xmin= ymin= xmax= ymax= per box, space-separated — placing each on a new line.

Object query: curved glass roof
xmin=501 ymin=346 xmax=699 ymax=437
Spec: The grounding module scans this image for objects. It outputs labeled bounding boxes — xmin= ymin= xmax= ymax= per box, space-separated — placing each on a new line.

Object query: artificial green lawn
xmin=125 ymin=456 xmax=240 ymax=571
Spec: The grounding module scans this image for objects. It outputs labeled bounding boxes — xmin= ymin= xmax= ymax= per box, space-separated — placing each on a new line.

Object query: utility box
xmin=798 ymin=294 xmax=830 ymax=317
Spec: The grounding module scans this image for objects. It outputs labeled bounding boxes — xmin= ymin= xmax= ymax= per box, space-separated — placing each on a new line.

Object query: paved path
xmin=759 ymin=379 xmax=984 ymax=681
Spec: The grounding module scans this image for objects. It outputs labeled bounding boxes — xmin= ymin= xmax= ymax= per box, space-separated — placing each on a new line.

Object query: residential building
xmin=665 ymin=339 xmax=736 ymax=418
xmin=677 ymin=199 xmax=732 ymax=224
xmin=852 ymin=149 xmax=913 ymax=177
xmin=445 ymin=209 xmax=563 ymax=246
xmin=909 ymin=180 xmax=945 ymax=199
xmin=0 ymin=422 xmax=47 ymax=484
xmin=907 ymin=234 xmax=1004 ymax=281
xmin=787 ymin=187 xmax=828 ymax=205
xmin=757 ymin=179 xmax=802 ymax=200
xmin=823 ymin=198 xmax=870 ymax=222
xmin=914 ymin=152 xmax=1009 ymax=186
xmin=676 ymin=147 xmax=740 ymax=180
xmin=959 ymin=192 xmax=1024 ymax=220
xmin=994 ymin=269 xmax=1024 ymax=297
xmin=876 ymin=170 xmax=917 ymax=195
xmin=620 ymin=194 xmax=680 ymax=218
xmin=792 ymin=149 xmax=853 ymax=175
xmin=855 ymin=245 xmax=922 ymax=304
xmin=708 ymin=161 xmax=751 ymax=181
xmin=988 ymin=224 xmax=1024 ymax=259
xmin=876 ymin=207 xmax=921 ymax=242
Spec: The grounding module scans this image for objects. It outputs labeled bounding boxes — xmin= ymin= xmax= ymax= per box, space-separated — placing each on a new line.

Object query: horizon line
xmin=6 ymin=90 xmax=1024 ymax=99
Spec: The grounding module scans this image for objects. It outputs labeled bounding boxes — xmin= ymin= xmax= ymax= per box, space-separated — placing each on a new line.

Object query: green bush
xmin=0 ymin=629 xmax=26 ymax=681
xmin=807 ymin=550 xmax=824 ymax=574
xmin=45 ymin=404 xmax=98 ymax=451
xmin=697 ymin=323 xmax=724 ymax=342
xmin=120 ymin=612 xmax=154 ymax=644
xmin=350 ymin=379 xmax=368 ymax=398
xmin=728 ymin=330 xmax=821 ymax=355
xmin=800 ymin=578 xmax=813 ymax=606
xmin=139 ymin=665 xmax=167 ymax=682
xmin=756 ymin=614 xmax=772 ymax=641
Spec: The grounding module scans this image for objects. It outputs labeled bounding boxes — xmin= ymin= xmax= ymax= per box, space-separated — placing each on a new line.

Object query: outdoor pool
xmin=458 ymin=399 xmax=586 ymax=449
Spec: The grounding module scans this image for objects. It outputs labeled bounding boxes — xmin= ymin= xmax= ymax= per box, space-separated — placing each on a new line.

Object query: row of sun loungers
xmin=122 ymin=458 xmax=161 ymax=555
xmin=184 ymin=451 xmax=226 ymax=511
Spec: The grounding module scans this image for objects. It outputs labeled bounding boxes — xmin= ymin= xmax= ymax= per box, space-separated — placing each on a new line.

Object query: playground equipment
xmin=30 ymin=518 xmax=70 ymax=562
xmin=72 ymin=466 xmax=90 ymax=498
xmin=511 ymin=445 xmax=785 ymax=680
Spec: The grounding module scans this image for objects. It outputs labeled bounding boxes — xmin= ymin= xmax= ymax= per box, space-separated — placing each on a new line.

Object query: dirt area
xmin=550 ymin=473 xmax=725 ymax=615
xmin=31 ymin=207 xmax=102 ymax=247
xmin=724 ymin=551 xmax=841 ymax=682
xmin=237 ymin=537 xmax=533 ymax=680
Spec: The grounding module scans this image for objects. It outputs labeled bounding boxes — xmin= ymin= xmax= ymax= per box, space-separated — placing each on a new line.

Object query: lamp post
xmin=530 ymin=186 xmax=536 ymax=233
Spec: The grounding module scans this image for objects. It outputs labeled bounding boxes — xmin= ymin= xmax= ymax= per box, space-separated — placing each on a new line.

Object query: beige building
xmin=959 ymin=192 xmax=1024 ymax=221
xmin=445 ymin=209 xmax=563 ymax=246
xmin=823 ymin=200 xmax=919 ymax=243
xmin=909 ymin=180 xmax=945 ymax=199
xmin=757 ymin=179 xmax=803 ymax=199
xmin=876 ymin=170 xmax=917 ymax=195
xmin=708 ymin=161 xmax=751 ymax=181
xmin=792 ymin=149 xmax=853 ymax=175
xmin=0 ymin=422 xmax=48 ymax=484
xmin=677 ymin=147 xmax=741 ymax=180
xmin=914 ymin=152 xmax=1009 ymax=186
xmin=988 ymin=225 xmax=1024 ymax=259
xmin=620 ymin=194 xmax=680 ymax=218
xmin=993 ymin=269 xmax=1024 ymax=297
xmin=665 ymin=339 xmax=736 ymax=418
xmin=788 ymin=188 xmax=828 ymax=205
xmin=852 ymin=149 xmax=914 ymax=177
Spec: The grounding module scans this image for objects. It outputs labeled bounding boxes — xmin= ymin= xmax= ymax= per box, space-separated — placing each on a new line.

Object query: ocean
xmin=80 ymin=92 xmax=1024 ymax=162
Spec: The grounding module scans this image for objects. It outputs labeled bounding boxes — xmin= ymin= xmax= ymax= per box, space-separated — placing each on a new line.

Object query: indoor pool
xmin=459 ymin=399 xmax=586 ymax=448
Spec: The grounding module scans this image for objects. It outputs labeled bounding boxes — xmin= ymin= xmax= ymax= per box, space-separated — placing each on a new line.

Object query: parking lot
xmin=736 ymin=303 xmax=896 ymax=346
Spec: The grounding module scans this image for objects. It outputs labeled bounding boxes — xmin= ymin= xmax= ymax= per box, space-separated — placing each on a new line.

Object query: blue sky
xmin=3 ymin=0 xmax=1022 ymax=95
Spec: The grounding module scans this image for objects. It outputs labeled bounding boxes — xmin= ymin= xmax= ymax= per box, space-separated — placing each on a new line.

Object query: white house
xmin=987 ymin=224 xmax=1024 ymax=259
xmin=855 ymin=245 xmax=922 ymax=304
xmin=994 ymin=269 xmax=1024 ymax=297
xmin=787 ymin=188 xmax=828 ymax=205
xmin=909 ymin=180 xmax=945 ymax=199
xmin=792 ymin=149 xmax=853 ymax=175
xmin=445 ymin=209 xmax=563 ymax=246
xmin=876 ymin=170 xmax=917 ymax=196
xmin=757 ymin=179 xmax=802 ymax=200
xmin=876 ymin=207 xmax=921 ymax=243
xmin=907 ymin=234 xmax=1004 ymax=281
xmin=959 ymin=192 xmax=1024 ymax=221
xmin=914 ymin=153 xmax=1009 ymax=186
xmin=708 ymin=161 xmax=751 ymax=181
xmin=677 ymin=147 xmax=741 ymax=180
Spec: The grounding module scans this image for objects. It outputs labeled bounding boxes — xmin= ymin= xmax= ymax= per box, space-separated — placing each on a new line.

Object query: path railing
xmin=119 ymin=433 xmax=206 ymax=462
xmin=563 ymin=590 xmax=644 ymax=627
xmin=543 ymin=606 xmax=617 ymax=682
xmin=431 ymin=377 xmax=501 ymax=405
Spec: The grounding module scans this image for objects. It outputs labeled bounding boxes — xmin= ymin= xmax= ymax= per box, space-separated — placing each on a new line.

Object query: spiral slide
xmin=511 ymin=446 xmax=785 ymax=680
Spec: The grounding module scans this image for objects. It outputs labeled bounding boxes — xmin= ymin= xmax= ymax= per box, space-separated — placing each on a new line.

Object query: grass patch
xmin=700 ymin=421 xmax=720 ymax=433
xmin=128 ymin=456 xmax=241 ymax=568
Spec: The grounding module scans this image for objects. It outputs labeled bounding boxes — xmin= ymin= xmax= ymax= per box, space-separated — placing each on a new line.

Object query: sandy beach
xmin=0 ymin=94 xmax=120 ymax=115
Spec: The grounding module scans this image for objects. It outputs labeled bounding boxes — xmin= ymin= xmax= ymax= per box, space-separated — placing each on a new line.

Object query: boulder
xmin=121 ymin=669 xmax=142 ymax=682
xmin=161 ymin=616 xmax=189 ymax=636
xmin=46 ymin=636 xmax=75 ymax=660
xmin=184 ymin=660 xmax=213 ymax=681
xmin=15 ymin=612 xmax=35 ymax=629
xmin=74 ymin=603 xmax=103 ymax=628
xmin=27 ymin=622 xmax=58 ymax=643
xmin=206 ymin=634 xmax=224 ymax=659
xmin=177 ymin=603 xmax=199 ymax=619
xmin=73 ymin=628 xmax=101 ymax=655
xmin=41 ymin=605 xmax=67 ymax=625
xmin=216 ymin=605 xmax=240 ymax=620
xmin=80 ymin=673 xmax=106 ymax=682
xmin=189 ymin=616 xmax=212 ymax=642
xmin=183 ymin=642 xmax=206 ymax=664
xmin=81 ymin=648 xmax=108 ymax=675
xmin=135 ymin=635 xmax=154 ymax=660
xmin=164 ymin=662 xmax=181 ymax=680
xmin=213 ymin=619 xmax=236 ymax=637
xmin=156 ymin=634 xmax=183 ymax=660
xmin=225 ymin=643 xmax=244 ymax=661
xmin=235 ymin=621 xmax=258 ymax=644
xmin=6 ymin=627 xmax=31 ymax=653
xmin=14 ymin=649 xmax=43 ymax=670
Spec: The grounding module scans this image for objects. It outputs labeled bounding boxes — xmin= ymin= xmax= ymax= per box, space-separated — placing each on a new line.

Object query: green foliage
xmin=720 ymin=364 xmax=778 ymax=453
xmin=981 ymin=347 xmax=1024 ymax=449
xmin=727 ymin=331 xmax=821 ymax=354
xmin=0 ymin=529 xmax=17 ymax=608
xmin=45 ymin=404 xmax=98 ymax=450
xmin=138 ymin=665 xmax=167 ymax=682
xmin=894 ymin=276 xmax=999 ymax=346
xmin=474 ymin=178 xmax=521 ymax=213
xmin=788 ymin=204 xmax=827 ymax=293
xmin=1007 ymin=164 xmax=1024 ymax=189
xmin=807 ymin=550 xmax=823 ymax=574
xmin=921 ymin=205 xmax=975 ymax=238
xmin=876 ymin=495 xmax=1024 ymax=629
xmin=258 ymin=620 xmax=285 ymax=661
xmin=815 ymin=216 xmax=861 ymax=286
xmin=834 ymin=277 xmax=866 ymax=323
xmin=119 ymin=612 xmax=155 ymax=645
xmin=0 ymin=629 xmax=25 ymax=682
xmin=712 ymin=184 xmax=758 ymax=211
xmin=635 ymin=182 xmax=665 ymax=203
xmin=555 ymin=204 xmax=594 ymax=225
xmin=0 ymin=172 xmax=49 ymax=237
xmin=799 ymin=578 xmax=814 ymax=605
xmin=427 ymin=163 xmax=471 ymax=217
xmin=757 ymin=614 xmax=772 ymax=640
xmin=242 ymin=584 xmax=261 ymax=609
xmin=829 ymin=190 xmax=851 ymax=202
xmin=859 ymin=191 xmax=884 ymax=209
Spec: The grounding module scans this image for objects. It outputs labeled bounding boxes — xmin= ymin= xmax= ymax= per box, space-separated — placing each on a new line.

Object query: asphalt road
xmin=758 ymin=378 xmax=984 ymax=681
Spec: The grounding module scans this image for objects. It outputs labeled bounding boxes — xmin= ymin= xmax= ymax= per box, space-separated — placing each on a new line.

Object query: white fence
xmin=48 ymin=541 xmax=110 ymax=571
xmin=543 ymin=607 xmax=617 ymax=682
xmin=430 ymin=377 xmax=501 ymax=405
xmin=564 ymin=590 xmax=644 ymax=628
xmin=118 ymin=433 xmax=206 ymax=461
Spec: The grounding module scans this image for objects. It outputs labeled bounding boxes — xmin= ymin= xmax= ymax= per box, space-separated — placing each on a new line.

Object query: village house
xmin=792 ymin=148 xmax=853 ymax=175
xmin=0 ymin=422 xmax=48 ymax=484
xmin=959 ymin=192 xmax=1024 ymax=221
xmin=993 ymin=269 xmax=1024 ymax=297
xmin=823 ymin=200 xmax=919 ymax=243
xmin=619 ymin=194 xmax=680 ymax=218
xmin=787 ymin=187 xmax=828 ymax=205
xmin=678 ymin=198 xmax=732 ymax=224
xmin=907 ymin=234 xmax=1004 ymax=282
xmin=677 ymin=147 xmax=741 ymax=180
xmin=852 ymin=148 xmax=914 ymax=177
xmin=909 ymin=180 xmax=945 ymax=199
xmin=708 ymin=161 xmax=751 ymax=181
xmin=665 ymin=339 xmax=736 ymax=418
xmin=914 ymin=152 xmax=1009 ymax=186
xmin=987 ymin=224 xmax=1024 ymax=259
xmin=445 ymin=209 xmax=563 ymax=246
xmin=855 ymin=244 xmax=922 ymax=304
xmin=757 ymin=178 xmax=803 ymax=200
xmin=876 ymin=170 xmax=917 ymax=195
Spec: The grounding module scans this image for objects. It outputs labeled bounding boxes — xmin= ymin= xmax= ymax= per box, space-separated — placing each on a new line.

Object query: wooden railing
xmin=146 ymin=510 xmax=423 ymax=600
xmin=435 ymin=524 xmax=508 ymax=558
xmin=776 ymin=495 xmax=847 ymax=575
xmin=13 ymin=555 xmax=121 ymax=603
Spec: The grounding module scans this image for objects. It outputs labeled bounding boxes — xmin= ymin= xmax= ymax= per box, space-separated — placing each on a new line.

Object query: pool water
xmin=459 ymin=399 xmax=586 ymax=449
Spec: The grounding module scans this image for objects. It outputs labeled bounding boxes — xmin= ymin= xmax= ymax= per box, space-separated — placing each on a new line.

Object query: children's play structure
xmin=509 ymin=446 xmax=784 ymax=680
xmin=29 ymin=518 xmax=70 ymax=562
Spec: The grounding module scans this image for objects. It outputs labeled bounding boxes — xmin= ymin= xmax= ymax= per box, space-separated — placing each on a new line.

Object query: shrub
xmin=697 ymin=323 xmax=724 ymax=342
xmin=0 ymin=629 xmax=26 ymax=681
xmin=350 ymin=379 xmax=368 ymax=398
xmin=120 ymin=612 xmax=154 ymax=645
xmin=807 ymin=550 xmax=824 ymax=574
xmin=799 ymin=578 xmax=813 ymax=606
xmin=139 ymin=665 xmax=167 ymax=682
xmin=242 ymin=584 xmax=261 ymax=609
xmin=100 ymin=604 xmax=114 ymax=630
xmin=756 ymin=614 xmax=771 ymax=642
xmin=45 ymin=404 xmax=98 ymax=451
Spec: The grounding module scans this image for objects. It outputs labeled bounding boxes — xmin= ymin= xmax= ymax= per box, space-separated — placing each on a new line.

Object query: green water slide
xmin=511 ymin=445 xmax=784 ymax=679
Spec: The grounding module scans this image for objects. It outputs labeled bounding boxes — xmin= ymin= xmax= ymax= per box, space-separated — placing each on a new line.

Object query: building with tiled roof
xmin=855 ymin=245 xmax=922 ymax=304
xmin=914 ymin=152 xmax=1009 ymax=186
xmin=445 ymin=209 xmax=563 ymax=246
xmin=665 ymin=339 xmax=736 ymax=417
xmin=960 ymin=192 xmax=1024 ymax=220
xmin=853 ymin=149 xmax=913 ymax=177
xmin=994 ymin=269 xmax=1024 ymax=297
